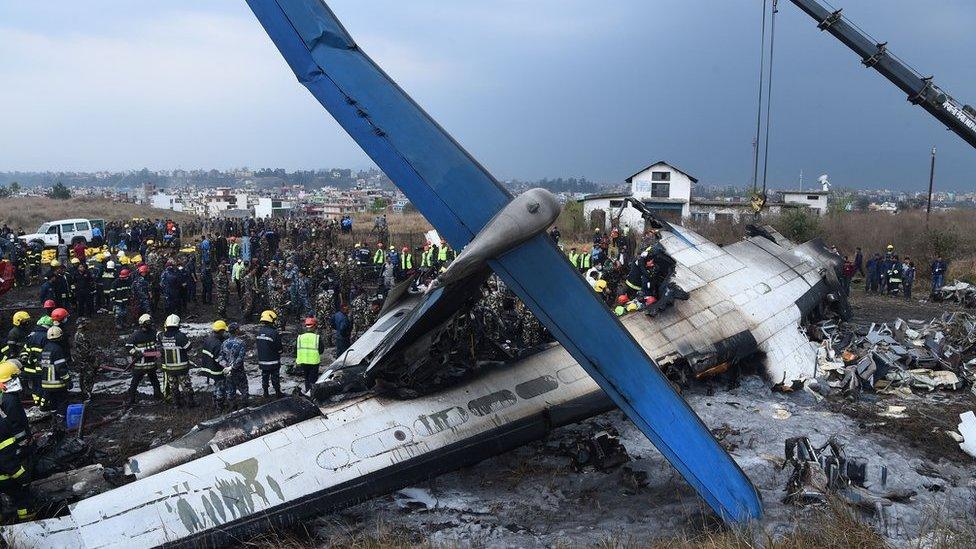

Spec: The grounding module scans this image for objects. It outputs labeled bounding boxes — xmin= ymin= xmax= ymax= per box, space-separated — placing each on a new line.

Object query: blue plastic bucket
xmin=66 ymin=403 xmax=85 ymax=430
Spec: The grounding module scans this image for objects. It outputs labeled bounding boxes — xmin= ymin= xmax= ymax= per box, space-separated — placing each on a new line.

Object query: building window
xmin=651 ymin=182 xmax=670 ymax=198
xmin=609 ymin=200 xmax=623 ymax=208
xmin=651 ymin=171 xmax=671 ymax=181
xmin=691 ymin=212 xmax=708 ymax=223
xmin=807 ymin=195 xmax=819 ymax=201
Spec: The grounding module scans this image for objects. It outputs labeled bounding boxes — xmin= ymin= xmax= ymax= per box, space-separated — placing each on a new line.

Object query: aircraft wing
xmin=246 ymin=0 xmax=762 ymax=523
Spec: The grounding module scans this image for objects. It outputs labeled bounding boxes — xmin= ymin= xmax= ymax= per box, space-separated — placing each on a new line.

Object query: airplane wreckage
xmin=1 ymin=1 xmax=852 ymax=547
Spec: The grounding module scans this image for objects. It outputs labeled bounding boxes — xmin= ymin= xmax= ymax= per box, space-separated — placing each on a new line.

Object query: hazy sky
xmin=2 ymin=1 xmax=975 ymax=191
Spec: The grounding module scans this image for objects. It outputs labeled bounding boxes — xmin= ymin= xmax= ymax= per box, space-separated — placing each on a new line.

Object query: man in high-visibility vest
xmin=398 ymin=246 xmax=414 ymax=281
xmin=578 ymin=246 xmax=592 ymax=273
xmin=157 ymin=314 xmax=194 ymax=407
xmin=568 ymin=247 xmax=580 ymax=269
xmin=372 ymin=242 xmax=386 ymax=266
xmin=436 ymin=238 xmax=455 ymax=268
xmin=420 ymin=244 xmax=434 ymax=270
xmin=296 ymin=317 xmax=326 ymax=395
xmin=0 ymin=360 xmax=32 ymax=522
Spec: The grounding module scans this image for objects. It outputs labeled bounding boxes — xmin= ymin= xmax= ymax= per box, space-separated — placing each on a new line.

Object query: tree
xmin=369 ymin=197 xmax=389 ymax=213
xmin=9 ymin=182 xmax=20 ymax=194
xmin=0 ymin=186 xmax=9 ymax=199
xmin=48 ymin=182 xmax=71 ymax=200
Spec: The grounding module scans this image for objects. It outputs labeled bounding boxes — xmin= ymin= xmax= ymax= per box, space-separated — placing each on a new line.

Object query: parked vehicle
xmin=18 ymin=218 xmax=105 ymax=248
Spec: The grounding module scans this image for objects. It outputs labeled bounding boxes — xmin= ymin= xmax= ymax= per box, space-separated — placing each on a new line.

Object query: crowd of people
xmin=838 ymin=244 xmax=949 ymax=300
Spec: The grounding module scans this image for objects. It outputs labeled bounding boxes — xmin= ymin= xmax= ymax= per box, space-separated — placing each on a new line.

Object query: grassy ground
xmin=0 ymin=196 xmax=200 ymax=232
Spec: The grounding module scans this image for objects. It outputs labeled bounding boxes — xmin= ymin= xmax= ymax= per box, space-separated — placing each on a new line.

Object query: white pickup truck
xmin=18 ymin=218 xmax=105 ymax=248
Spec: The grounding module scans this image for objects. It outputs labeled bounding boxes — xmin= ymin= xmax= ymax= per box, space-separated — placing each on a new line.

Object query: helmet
xmin=43 ymin=299 xmax=56 ymax=309
xmin=47 ymin=326 xmax=63 ymax=340
xmin=402 ymin=247 xmax=409 ymax=252
xmin=594 ymin=280 xmax=608 ymax=293
xmin=98 ymin=253 xmax=109 ymax=262
xmin=304 ymin=317 xmax=318 ymax=328
xmin=119 ymin=269 xmax=131 ymax=279
xmin=260 ymin=310 xmax=278 ymax=323
xmin=70 ymin=257 xmax=80 ymax=265
xmin=626 ymin=303 xmax=638 ymax=312
xmin=645 ymin=296 xmax=658 ymax=306
xmin=12 ymin=311 xmax=30 ymax=327
xmin=50 ymin=259 xmax=61 ymax=268
xmin=164 ymin=314 xmax=181 ymax=328
xmin=0 ymin=361 xmax=21 ymax=383
xmin=616 ymin=295 xmax=629 ymax=305
xmin=146 ymin=239 xmax=154 ymax=245
xmin=138 ymin=265 xmax=150 ymax=276
xmin=138 ymin=314 xmax=153 ymax=326
xmin=886 ymin=244 xmax=894 ymax=250
xmin=117 ymin=250 xmax=125 ymax=258
xmin=389 ymin=246 xmax=394 ymax=251
xmin=51 ymin=308 xmax=68 ymax=322
xmin=212 ymin=320 xmax=228 ymax=332
xmin=106 ymin=260 xmax=115 ymax=270
xmin=37 ymin=316 xmax=53 ymax=328
xmin=119 ymin=256 xmax=131 ymax=265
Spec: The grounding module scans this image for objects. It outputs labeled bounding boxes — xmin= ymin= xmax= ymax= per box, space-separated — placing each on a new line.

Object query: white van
xmin=18 ymin=218 xmax=105 ymax=248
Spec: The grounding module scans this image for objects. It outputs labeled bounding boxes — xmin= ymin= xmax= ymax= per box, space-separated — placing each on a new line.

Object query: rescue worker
xmin=218 ymin=323 xmax=248 ymax=409
xmin=39 ymin=326 xmax=71 ymax=428
xmin=256 ymin=310 xmax=283 ymax=398
xmin=132 ymin=264 xmax=152 ymax=317
xmin=199 ymin=320 xmax=228 ymax=410
xmin=372 ymin=242 xmax=386 ymax=273
xmin=22 ymin=316 xmax=52 ymax=407
xmin=397 ymin=246 xmax=414 ymax=281
xmin=125 ymin=314 xmax=163 ymax=405
xmin=1 ymin=311 xmax=30 ymax=363
xmin=157 ymin=314 xmax=194 ymax=407
xmin=113 ymin=268 xmax=133 ymax=330
xmin=0 ymin=360 xmax=32 ymax=522
xmin=296 ymin=317 xmax=326 ymax=394
xmin=436 ymin=239 xmax=454 ymax=267
xmin=99 ymin=260 xmax=116 ymax=313
xmin=420 ymin=244 xmax=434 ymax=270
xmin=73 ymin=261 xmax=94 ymax=318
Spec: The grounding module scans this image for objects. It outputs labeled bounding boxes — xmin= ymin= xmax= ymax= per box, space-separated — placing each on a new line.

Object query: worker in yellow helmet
xmin=1 ymin=312 xmax=31 ymax=363
xmin=0 ymin=360 xmax=33 ymax=522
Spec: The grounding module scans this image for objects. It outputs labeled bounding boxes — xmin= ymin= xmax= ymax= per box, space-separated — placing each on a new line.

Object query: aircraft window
xmin=515 ymin=375 xmax=559 ymax=399
xmin=373 ymin=310 xmax=406 ymax=332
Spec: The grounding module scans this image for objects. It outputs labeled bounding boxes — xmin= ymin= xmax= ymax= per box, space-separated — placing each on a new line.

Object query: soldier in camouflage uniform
xmin=266 ymin=274 xmax=289 ymax=331
xmin=314 ymin=284 xmax=336 ymax=346
xmin=517 ymin=299 xmax=545 ymax=348
xmin=350 ymin=292 xmax=381 ymax=342
xmin=72 ymin=318 xmax=102 ymax=398
xmin=213 ymin=261 xmax=230 ymax=319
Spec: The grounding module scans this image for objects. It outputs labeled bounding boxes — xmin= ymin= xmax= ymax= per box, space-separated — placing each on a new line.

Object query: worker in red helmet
xmin=50 ymin=308 xmax=68 ymax=325
xmin=137 ymin=264 xmax=150 ymax=277
xmin=295 ymin=317 xmax=326 ymax=394
xmin=112 ymin=268 xmax=134 ymax=330
xmin=132 ymin=265 xmax=152 ymax=317
xmin=42 ymin=300 xmax=56 ymax=317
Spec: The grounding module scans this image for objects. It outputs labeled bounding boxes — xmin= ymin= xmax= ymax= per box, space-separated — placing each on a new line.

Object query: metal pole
xmin=926 ymin=146 xmax=936 ymax=226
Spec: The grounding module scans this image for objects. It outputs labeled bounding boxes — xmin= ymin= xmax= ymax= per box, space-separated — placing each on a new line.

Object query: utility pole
xmin=926 ymin=146 xmax=936 ymax=226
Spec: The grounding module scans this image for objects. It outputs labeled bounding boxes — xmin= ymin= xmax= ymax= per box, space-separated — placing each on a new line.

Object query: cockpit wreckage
xmin=1 ymin=1 xmax=851 ymax=547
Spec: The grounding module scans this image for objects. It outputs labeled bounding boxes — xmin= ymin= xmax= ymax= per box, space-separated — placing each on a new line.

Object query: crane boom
xmin=789 ymin=0 xmax=976 ymax=149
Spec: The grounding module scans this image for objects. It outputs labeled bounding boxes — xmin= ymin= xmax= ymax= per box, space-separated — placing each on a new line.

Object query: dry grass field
xmin=0 ymin=196 xmax=200 ymax=232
